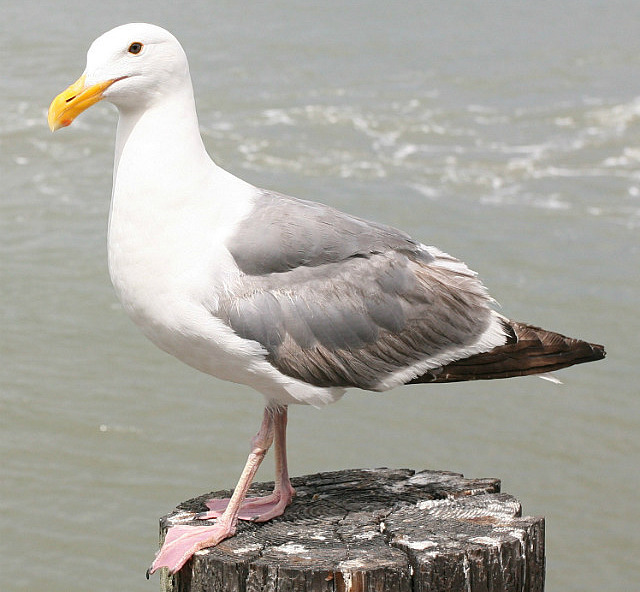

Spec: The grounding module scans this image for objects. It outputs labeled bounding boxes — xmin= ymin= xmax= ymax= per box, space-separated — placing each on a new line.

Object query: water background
xmin=1 ymin=1 xmax=638 ymax=590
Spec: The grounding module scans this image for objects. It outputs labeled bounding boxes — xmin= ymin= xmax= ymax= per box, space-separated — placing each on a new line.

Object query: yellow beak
xmin=48 ymin=74 xmax=121 ymax=131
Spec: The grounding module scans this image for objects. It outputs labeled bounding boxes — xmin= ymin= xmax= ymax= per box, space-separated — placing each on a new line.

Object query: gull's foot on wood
xmin=198 ymin=483 xmax=295 ymax=522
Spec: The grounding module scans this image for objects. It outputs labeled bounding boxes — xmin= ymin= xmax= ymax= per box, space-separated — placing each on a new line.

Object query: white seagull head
xmin=48 ymin=23 xmax=190 ymax=130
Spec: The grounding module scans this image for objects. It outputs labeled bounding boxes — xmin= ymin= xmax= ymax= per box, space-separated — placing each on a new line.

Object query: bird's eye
xmin=128 ymin=42 xmax=143 ymax=55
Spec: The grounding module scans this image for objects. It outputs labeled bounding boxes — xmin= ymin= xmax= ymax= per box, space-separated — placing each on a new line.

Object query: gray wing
xmin=218 ymin=189 xmax=497 ymax=391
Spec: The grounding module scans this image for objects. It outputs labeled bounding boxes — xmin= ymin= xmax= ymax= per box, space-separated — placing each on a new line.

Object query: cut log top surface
xmin=159 ymin=468 xmax=544 ymax=592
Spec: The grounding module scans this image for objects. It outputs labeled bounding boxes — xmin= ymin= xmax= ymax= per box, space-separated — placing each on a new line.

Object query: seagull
xmin=48 ymin=23 xmax=605 ymax=576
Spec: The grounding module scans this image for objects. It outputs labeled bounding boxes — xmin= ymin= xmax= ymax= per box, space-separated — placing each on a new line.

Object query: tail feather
xmin=408 ymin=320 xmax=605 ymax=384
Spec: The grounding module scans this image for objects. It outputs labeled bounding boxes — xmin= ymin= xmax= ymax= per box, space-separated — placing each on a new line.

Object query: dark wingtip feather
xmin=408 ymin=321 xmax=605 ymax=385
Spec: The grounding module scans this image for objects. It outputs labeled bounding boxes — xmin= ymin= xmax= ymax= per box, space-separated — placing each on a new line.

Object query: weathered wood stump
xmin=158 ymin=468 xmax=544 ymax=592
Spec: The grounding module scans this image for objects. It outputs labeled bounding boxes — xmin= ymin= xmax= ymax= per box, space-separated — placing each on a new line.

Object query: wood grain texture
xmin=158 ymin=468 xmax=544 ymax=592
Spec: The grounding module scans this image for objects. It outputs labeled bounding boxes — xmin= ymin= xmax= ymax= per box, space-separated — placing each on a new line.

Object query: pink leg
xmin=201 ymin=405 xmax=295 ymax=521
xmin=148 ymin=406 xmax=283 ymax=575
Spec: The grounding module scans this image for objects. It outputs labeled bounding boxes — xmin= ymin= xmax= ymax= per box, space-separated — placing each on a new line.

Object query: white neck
xmin=113 ymin=82 xmax=212 ymax=194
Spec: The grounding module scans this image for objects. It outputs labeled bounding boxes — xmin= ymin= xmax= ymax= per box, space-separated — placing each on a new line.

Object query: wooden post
xmin=158 ymin=468 xmax=544 ymax=592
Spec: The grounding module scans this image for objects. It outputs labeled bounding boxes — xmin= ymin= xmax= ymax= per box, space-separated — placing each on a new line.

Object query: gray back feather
xmin=227 ymin=190 xmax=428 ymax=275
